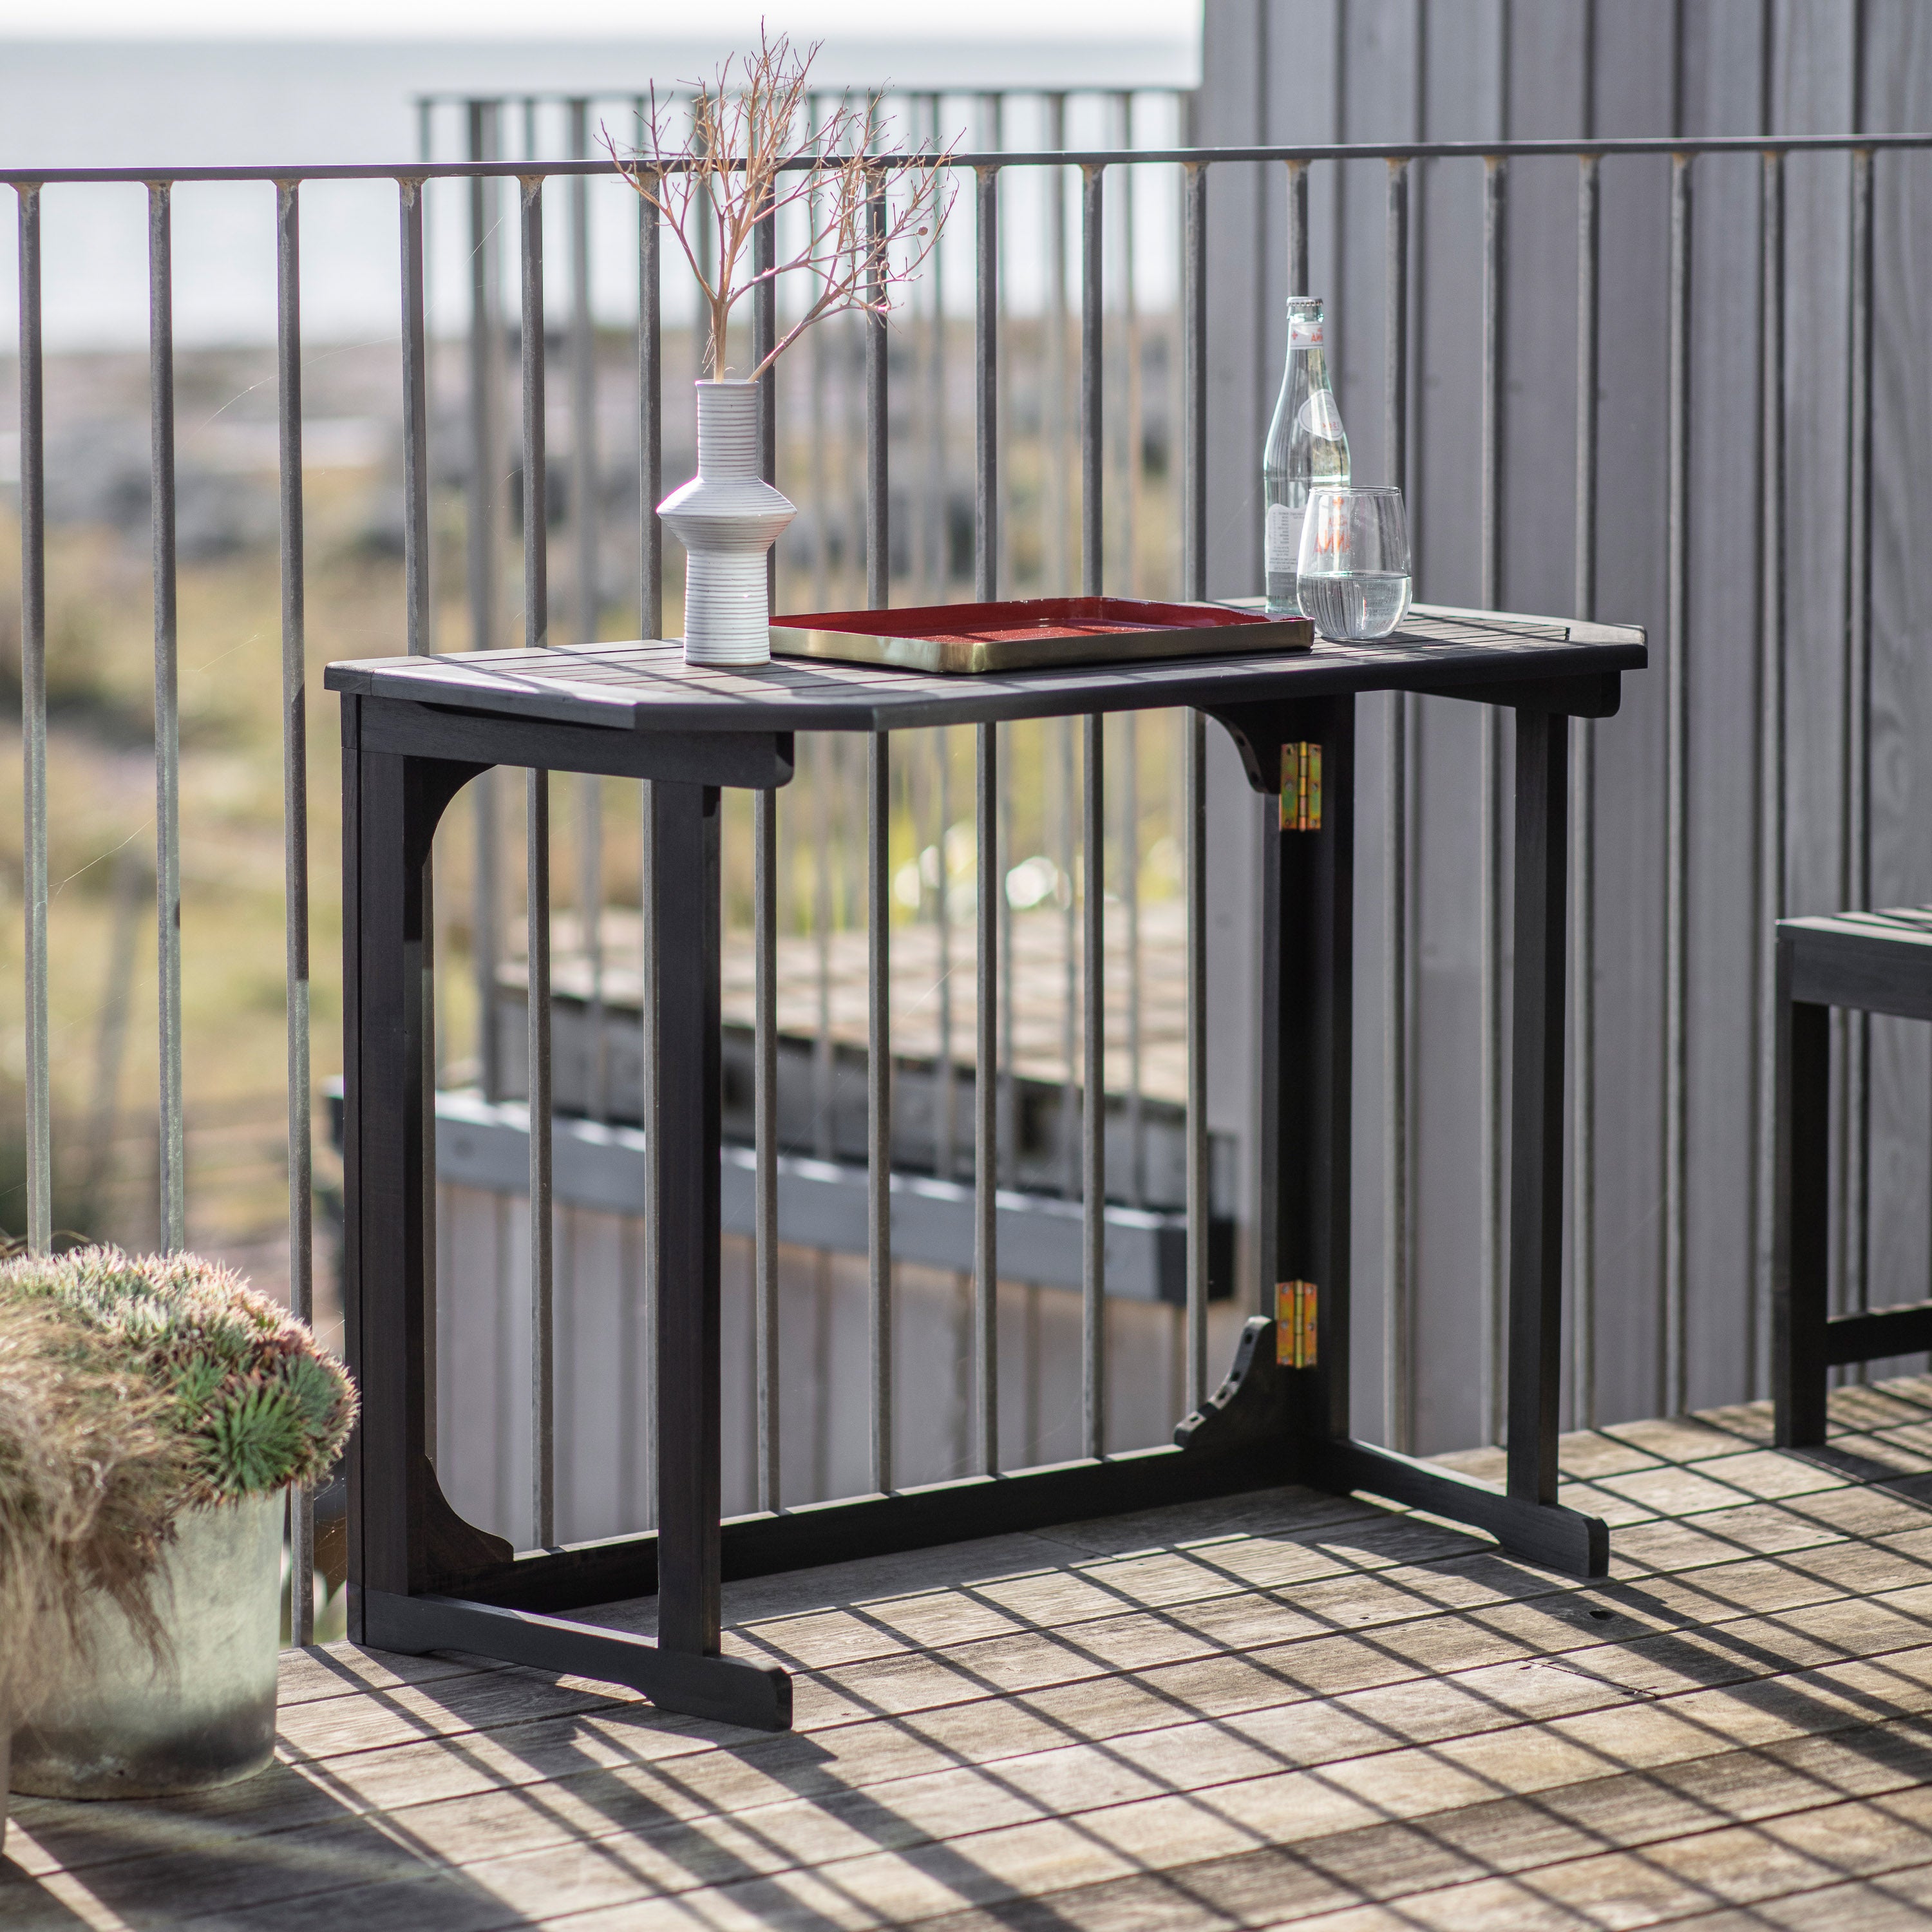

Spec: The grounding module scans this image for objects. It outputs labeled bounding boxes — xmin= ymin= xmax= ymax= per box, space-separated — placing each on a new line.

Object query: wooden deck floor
xmin=17 ymin=1379 xmax=1932 ymax=1929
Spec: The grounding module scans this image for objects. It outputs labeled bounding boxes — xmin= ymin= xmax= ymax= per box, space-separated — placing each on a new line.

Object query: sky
xmin=0 ymin=1 xmax=1200 ymax=348
xmin=0 ymin=0 xmax=1199 ymax=39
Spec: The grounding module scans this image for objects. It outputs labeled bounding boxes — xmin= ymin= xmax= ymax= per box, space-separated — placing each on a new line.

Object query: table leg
xmin=1255 ymin=695 xmax=1354 ymax=1441
xmin=346 ymin=751 xmax=788 ymax=1726
xmin=1246 ymin=699 xmax=1607 ymax=1578
xmin=650 ymin=780 xmax=724 ymax=1658
xmin=341 ymin=732 xmax=498 ymax=1629
xmin=1773 ymin=942 xmax=1830 ymax=1446
xmin=1507 ymin=708 xmax=1569 ymax=1508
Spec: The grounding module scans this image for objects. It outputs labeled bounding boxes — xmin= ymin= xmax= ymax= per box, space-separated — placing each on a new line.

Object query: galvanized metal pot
xmin=658 ymin=379 xmax=795 ymax=667
xmin=8 ymin=1492 xmax=282 ymax=1800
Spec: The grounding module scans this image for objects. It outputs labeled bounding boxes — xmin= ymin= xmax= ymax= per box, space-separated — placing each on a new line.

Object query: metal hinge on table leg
xmin=1275 ymin=1279 xmax=1317 ymax=1367
xmin=1279 ymin=743 xmax=1321 ymax=831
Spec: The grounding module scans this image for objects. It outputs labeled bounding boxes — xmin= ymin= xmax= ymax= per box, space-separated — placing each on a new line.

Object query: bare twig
xmin=606 ymin=25 xmax=955 ymax=379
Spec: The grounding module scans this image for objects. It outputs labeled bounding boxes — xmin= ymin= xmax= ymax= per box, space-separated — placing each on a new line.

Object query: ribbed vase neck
xmin=695 ymin=381 xmax=761 ymax=482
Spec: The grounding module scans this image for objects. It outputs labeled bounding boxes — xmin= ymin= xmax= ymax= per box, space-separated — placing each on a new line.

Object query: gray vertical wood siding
xmin=1200 ymin=0 xmax=1932 ymax=1450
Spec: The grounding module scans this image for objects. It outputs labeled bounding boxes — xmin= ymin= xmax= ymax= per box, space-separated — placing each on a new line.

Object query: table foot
xmin=361 ymin=1589 xmax=793 ymax=1731
xmin=1308 ymin=1437 xmax=1609 ymax=1578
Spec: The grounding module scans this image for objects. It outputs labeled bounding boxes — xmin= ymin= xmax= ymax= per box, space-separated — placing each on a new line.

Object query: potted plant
xmin=1 ymin=1246 xmax=355 ymax=1802
xmin=612 ymin=30 xmax=952 ymax=666
xmin=0 ymin=1285 xmax=181 ymax=1848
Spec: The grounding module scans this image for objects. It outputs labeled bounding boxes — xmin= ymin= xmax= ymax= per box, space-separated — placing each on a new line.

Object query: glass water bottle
xmin=1262 ymin=296 xmax=1350 ymax=616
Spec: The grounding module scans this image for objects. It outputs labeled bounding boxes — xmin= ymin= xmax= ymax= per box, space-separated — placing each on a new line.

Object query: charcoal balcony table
xmin=325 ymin=601 xmax=1647 ymax=1732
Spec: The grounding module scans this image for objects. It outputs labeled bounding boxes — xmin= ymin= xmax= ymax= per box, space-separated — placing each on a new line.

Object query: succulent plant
xmin=0 ymin=1247 xmax=357 ymax=1508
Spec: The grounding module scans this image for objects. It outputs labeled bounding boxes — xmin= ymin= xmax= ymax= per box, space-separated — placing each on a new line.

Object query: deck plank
xmin=10 ymin=1379 xmax=1932 ymax=1929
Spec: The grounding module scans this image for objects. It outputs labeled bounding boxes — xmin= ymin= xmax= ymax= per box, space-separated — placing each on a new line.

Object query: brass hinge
xmin=1275 ymin=1279 xmax=1318 ymax=1368
xmin=1279 ymin=742 xmax=1321 ymax=832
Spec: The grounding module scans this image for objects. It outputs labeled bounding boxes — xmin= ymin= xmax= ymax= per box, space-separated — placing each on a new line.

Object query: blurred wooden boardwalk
xmin=16 ymin=1377 xmax=1932 ymax=1929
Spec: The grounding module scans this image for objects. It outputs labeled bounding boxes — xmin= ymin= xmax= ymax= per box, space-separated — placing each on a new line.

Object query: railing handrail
xmin=0 ymin=128 xmax=1925 ymax=189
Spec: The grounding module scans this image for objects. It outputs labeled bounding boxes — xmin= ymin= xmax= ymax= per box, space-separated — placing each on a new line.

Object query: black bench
xmin=1774 ymin=907 xmax=1932 ymax=1444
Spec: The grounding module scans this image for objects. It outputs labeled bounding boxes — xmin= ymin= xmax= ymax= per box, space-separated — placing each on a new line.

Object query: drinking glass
xmin=1294 ymin=485 xmax=1412 ymax=641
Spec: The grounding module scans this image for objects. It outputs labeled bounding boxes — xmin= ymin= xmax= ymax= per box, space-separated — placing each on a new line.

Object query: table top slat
xmin=1784 ymin=905 xmax=1932 ymax=945
xmin=325 ymin=605 xmax=1644 ymax=735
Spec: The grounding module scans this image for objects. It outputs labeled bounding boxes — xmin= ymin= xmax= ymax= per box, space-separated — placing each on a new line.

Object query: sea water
xmin=1298 ymin=571 xmax=1410 ymax=641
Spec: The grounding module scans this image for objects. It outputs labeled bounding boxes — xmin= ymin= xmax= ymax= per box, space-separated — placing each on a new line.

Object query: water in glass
xmin=1296 ymin=485 xmax=1411 ymax=641
xmin=1298 ymin=572 xmax=1411 ymax=640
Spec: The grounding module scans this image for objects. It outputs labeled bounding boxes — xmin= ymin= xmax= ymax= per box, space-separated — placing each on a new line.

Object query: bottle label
xmin=1289 ymin=317 xmax=1323 ymax=351
xmin=1298 ymin=391 xmax=1345 ymax=439
xmin=1265 ymin=502 xmax=1304 ymax=573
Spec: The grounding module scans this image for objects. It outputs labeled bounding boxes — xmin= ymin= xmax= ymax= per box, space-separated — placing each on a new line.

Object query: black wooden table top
xmin=324 ymin=604 xmax=1645 ymax=735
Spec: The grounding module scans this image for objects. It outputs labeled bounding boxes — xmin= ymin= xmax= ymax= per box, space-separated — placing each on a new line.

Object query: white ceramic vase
xmin=658 ymin=379 xmax=795 ymax=667
xmin=8 ymin=1491 xmax=284 ymax=1799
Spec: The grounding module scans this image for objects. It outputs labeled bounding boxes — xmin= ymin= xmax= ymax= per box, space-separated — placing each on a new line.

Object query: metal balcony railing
xmin=5 ymin=122 xmax=1927 ymax=1643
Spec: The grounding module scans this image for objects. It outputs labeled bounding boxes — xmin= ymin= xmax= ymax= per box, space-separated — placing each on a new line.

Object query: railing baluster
xmin=1055 ymin=724 xmax=1083 ymax=1142
xmin=521 ymin=171 xmax=555 ymax=1546
xmin=935 ymin=730 xmax=956 ymax=1180
xmin=755 ymin=196 xmax=776 ymax=597
xmin=976 ymin=722 xmax=999 ymax=1472
xmin=401 ymin=178 xmax=431 ymax=655
xmin=811 ymin=735 xmax=835 ymax=1161
xmin=1113 ymin=125 xmax=1144 ymax=1208
xmin=1181 ymin=156 xmax=1209 ymax=1401
xmin=17 ymin=183 xmax=47 ymax=1259
xmin=1754 ymin=147 xmax=1786 ymax=1404
xmin=1044 ymin=95 xmax=1070 ymax=594
xmin=1082 ymin=716 xmax=1106 ymax=1458
xmin=1114 ymin=94 xmax=1141 ymax=600
xmin=149 ymin=180 xmax=185 ymax=1255
xmin=978 ymin=149 xmax=1017 ymax=1193
xmin=399 ymin=173 xmax=439 ymax=1477
xmin=277 ymin=178 xmax=312 ymax=1638
xmin=999 ymin=746 xmax=1016 ymax=1188
xmin=634 ymin=123 xmax=661 ymax=1530
xmin=1477 ymin=152 xmax=1507 ymax=1443
xmin=867 ymin=734 xmax=893 ymax=1493
xmin=807 ymin=95 xmax=832 ymax=609
xmin=569 ymin=101 xmax=600 ymax=650
xmin=1079 ymin=157 xmax=1107 ymax=1457
xmin=468 ymin=106 xmax=504 ymax=1104
xmin=985 ymin=98 xmax=1011 ymax=598
xmin=974 ymin=146 xmax=1001 ymax=1470
xmin=754 ymin=786 xmax=779 ymax=1510
xmin=1572 ymin=153 xmax=1600 ymax=1430
xmin=1383 ymin=156 xmax=1412 ymax=1453
xmin=566 ymin=103 xmax=607 ymax=1126
xmin=638 ymin=140 xmax=663 ymax=639
xmin=866 ymin=171 xmax=888 ymax=607
xmin=921 ymin=92 xmax=945 ymax=602
xmin=752 ymin=178 xmax=781 ymax=1513
xmin=522 ymin=180 xmax=547 ymax=635
xmin=1121 ymin=711 xmax=1142 ymax=1206
xmin=1663 ymin=151 xmax=1692 ymax=1422
xmin=1286 ymin=156 xmax=1309 ymax=296
xmin=866 ymin=162 xmax=894 ymax=1496
xmin=1842 ymin=146 xmax=1875 ymax=1326
xmin=1081 ymin=162 xmax=1104 ymax=591
xmin=975 ymin=162 xmax=999 ymax=600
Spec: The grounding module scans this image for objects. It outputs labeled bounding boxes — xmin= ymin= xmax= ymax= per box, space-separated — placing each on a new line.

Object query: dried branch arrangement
xmin=609 ymin=26 xmax=954 ymax=379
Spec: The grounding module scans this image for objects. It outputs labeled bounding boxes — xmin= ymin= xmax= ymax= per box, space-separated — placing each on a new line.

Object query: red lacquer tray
xmin=768 ymin=596 xmax=1312 ymax=674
